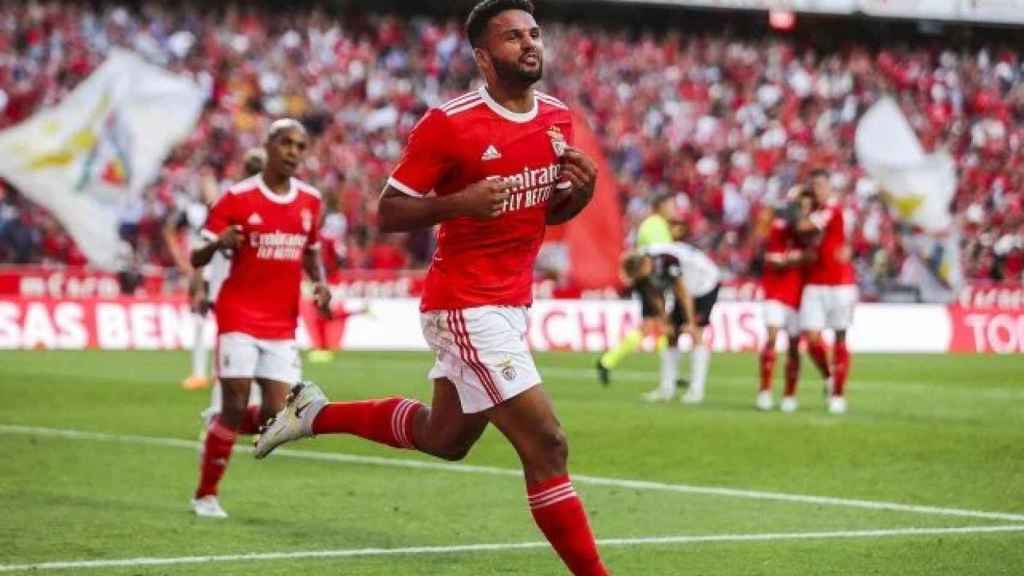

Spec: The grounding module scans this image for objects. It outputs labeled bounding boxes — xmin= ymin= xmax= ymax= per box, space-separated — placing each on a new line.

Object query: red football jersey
xmin=762 ymin=218 xmax=804 ymax=308
xmin=388 ymin=87 xmax=574 ymax=311
xmin=203 ymin=175 xmax=322 ymax=339
xmin=807 ymin=201 xmax=856 ymax=286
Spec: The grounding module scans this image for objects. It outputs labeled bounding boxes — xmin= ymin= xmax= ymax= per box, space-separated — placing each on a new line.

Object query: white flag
xmin=0 ymin=49 xmax=205 ymax=271
xmin=856 ymin=97 xmax=962 ymax=297
xmin=855 ymin=97 xmax=956 ymax=233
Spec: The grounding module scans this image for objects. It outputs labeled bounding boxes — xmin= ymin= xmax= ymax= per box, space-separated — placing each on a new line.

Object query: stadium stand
xmin=1 ymin=1 xmax=1022 ymax=297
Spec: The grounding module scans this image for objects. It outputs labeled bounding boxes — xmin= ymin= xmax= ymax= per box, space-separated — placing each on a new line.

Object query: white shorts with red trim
xmin=216 ymin=331 xmax=301 ymax=385
xmin=762 ymin=299 xmax=800 ymax=335
xmin=799 ymin=284 xmax=858 ymax=331
xmin=420 ymin=306 xmax=541 ymax=414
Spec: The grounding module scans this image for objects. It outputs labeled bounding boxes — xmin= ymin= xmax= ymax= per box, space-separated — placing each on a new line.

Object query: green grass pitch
xmin=1 ymin=350 xmax=1022 ymax=575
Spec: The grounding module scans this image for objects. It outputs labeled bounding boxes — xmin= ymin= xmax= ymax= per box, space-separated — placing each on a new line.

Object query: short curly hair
xmin=465 ymin=0 xmax=535 ymax=48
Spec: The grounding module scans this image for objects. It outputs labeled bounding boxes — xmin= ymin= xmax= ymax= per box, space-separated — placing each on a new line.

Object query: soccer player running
xmin=596 ymin=193 xmax=676 ymax=386
xmin=622 ymin=230 xmax=720 ymax=405
xmin=756 ymin=190 xmax=811 ymax=412
xmin=189 ymin=120 xmax=331 ymax=518
xmin=798 ymin=169 xmax=857 ymax=415
xmin=196 ymin=150 xmax=268 ymax=429
xmin=255 ymin=2 xmax=610 ymax=573
xmin=165 ymin=148 xmax=265 ymax=395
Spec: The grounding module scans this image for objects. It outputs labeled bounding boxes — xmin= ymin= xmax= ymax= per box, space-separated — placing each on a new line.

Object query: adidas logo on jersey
xmin=247 ymin=213 xmax=263 ymax=226
xmin=480 ymin=145 xmax=502 ymax=161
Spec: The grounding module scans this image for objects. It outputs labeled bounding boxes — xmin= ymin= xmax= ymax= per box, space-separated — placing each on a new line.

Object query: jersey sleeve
xmin=387 ymin=108 xmax=454 ymax=197
xmin=201 ymin=192 xmax=237 ymax=243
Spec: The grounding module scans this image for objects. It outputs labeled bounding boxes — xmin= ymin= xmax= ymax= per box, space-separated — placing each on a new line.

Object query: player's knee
xmin=425 ymin=420 xmax=478 ymax=462
xmin=536 ymin=427 xmax=569 ymax=470
xmin=434 ymin=440 xmax=473 ymax=462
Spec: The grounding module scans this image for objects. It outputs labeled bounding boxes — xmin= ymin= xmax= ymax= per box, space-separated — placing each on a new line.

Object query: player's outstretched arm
xmin=377 ymin=179 xmax=513 ymax=233
xmin=190 ymin=225 xmax=242 ymax=268
xmin=546 ymin=146 xmax=597 ymax=225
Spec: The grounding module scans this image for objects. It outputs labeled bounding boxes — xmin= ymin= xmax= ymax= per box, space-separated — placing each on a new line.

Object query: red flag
xmin=545 ymin=111 xmax=623 ymax=290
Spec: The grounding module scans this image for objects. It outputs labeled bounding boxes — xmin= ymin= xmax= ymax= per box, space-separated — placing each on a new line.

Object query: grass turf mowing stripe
xmin=1 ymin=525 xmax=1022 ymax=573
xmin=4 ymin=424 xmax=1024 ymax=523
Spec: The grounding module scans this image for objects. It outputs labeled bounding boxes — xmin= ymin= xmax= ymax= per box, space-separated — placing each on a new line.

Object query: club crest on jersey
xmin=498 ymin=359 xmax=517 ymax=382
xmin=547 ymin=125 xmax=567 ymax=158
xmin=300 ymin=209 xmax=312 ymax=233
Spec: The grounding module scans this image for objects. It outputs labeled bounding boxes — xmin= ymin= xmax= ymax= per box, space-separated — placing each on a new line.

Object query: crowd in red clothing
xmin=1 ymin=2 xmax=1022 ymax=294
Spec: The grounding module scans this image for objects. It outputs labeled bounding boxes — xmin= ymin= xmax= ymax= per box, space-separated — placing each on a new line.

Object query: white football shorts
xmin=762 ymin=299 xmax=801 ymax=336
xmin=216 ymin=331 xmax=301 ymax=384
xmin=420 ymin=306 xmax=541 ymax=414
xmin=799 ymin=285 xmax=858 ymax=331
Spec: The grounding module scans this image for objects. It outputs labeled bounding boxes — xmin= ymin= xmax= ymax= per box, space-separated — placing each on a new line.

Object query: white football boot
xmin=191 ymin=495 xmax=228 ymax=518
xmin=827 ymin=395 xmax=847 ymax=415
xmin=780 ymin=395 xmax=799 ymax=413
xmin=755 ymin=391 xmax=774 ymax=411
xmin=642 ymin=387 xmax=676 ymax=403
xmin=680 ymin=390 xmax=704 ymax=405
xmin=254 ymin=381 xmax=327 ymax=459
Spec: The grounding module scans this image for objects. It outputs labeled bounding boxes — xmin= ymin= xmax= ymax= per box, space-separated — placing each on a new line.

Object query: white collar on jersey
xmin=256 ymin=174 xmax=298 ymax=204
xmin=478 ymin=85 xmax=538 ymax=123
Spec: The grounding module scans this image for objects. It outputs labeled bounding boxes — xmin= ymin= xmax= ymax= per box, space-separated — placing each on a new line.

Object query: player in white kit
xmin=622 ymin=237 xmax=721 ymax=404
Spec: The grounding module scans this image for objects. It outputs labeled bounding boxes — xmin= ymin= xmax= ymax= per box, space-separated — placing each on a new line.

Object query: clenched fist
xmin=456 ymin=177 xmax=514 ymax=219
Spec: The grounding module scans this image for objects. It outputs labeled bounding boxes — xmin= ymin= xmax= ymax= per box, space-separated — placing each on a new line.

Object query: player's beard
xmin=493 ymin=54 xmax=543 ymax=86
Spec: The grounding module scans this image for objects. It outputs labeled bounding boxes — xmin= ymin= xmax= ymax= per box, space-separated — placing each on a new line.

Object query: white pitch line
xmin=345 ymin=359 xmax=1024 ymax=397
xmin=1 ymin=525 xmax=1022 ymax=573
xmin=3 ymin=424 xmax=1024 ymax=524
xmin=540 ymin=366 xmax=1024 ymax=399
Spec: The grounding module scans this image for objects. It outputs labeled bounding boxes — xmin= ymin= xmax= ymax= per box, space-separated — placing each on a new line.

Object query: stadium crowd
xmin=1 ymin=1 xmax=1023 ymax=295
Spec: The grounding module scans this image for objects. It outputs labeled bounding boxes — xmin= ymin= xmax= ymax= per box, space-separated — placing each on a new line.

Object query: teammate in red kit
xmin=255 ymin=2 xmax=609 ymax=574
xmin=757 ymin=190 xmax=810 ymax=413
xmin=188 ymin=119 xmax=331 ymax=518
xmin=799 ymin=169 xmax=857 ymax=415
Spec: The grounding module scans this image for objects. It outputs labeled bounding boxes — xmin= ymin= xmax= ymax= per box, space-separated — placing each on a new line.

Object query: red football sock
xmin=312 ymin=397 xmax=423 ymax=449
xmin=528 ymin=475 xmax=609 ymax=576
xmin=759 ymin=347 xmax=776 ymax=392
xmin=807 ymin=340 xmax=831 ymax=379
xmin=238 ymin=405 xmax=263 ymax=435
xmin=784 ymin=349 xmax=801 ymax=397
xmin=833 ymin=340 xmax=850 ymax=397
xmin=195 ymin=417 xmax=237 ymax=498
